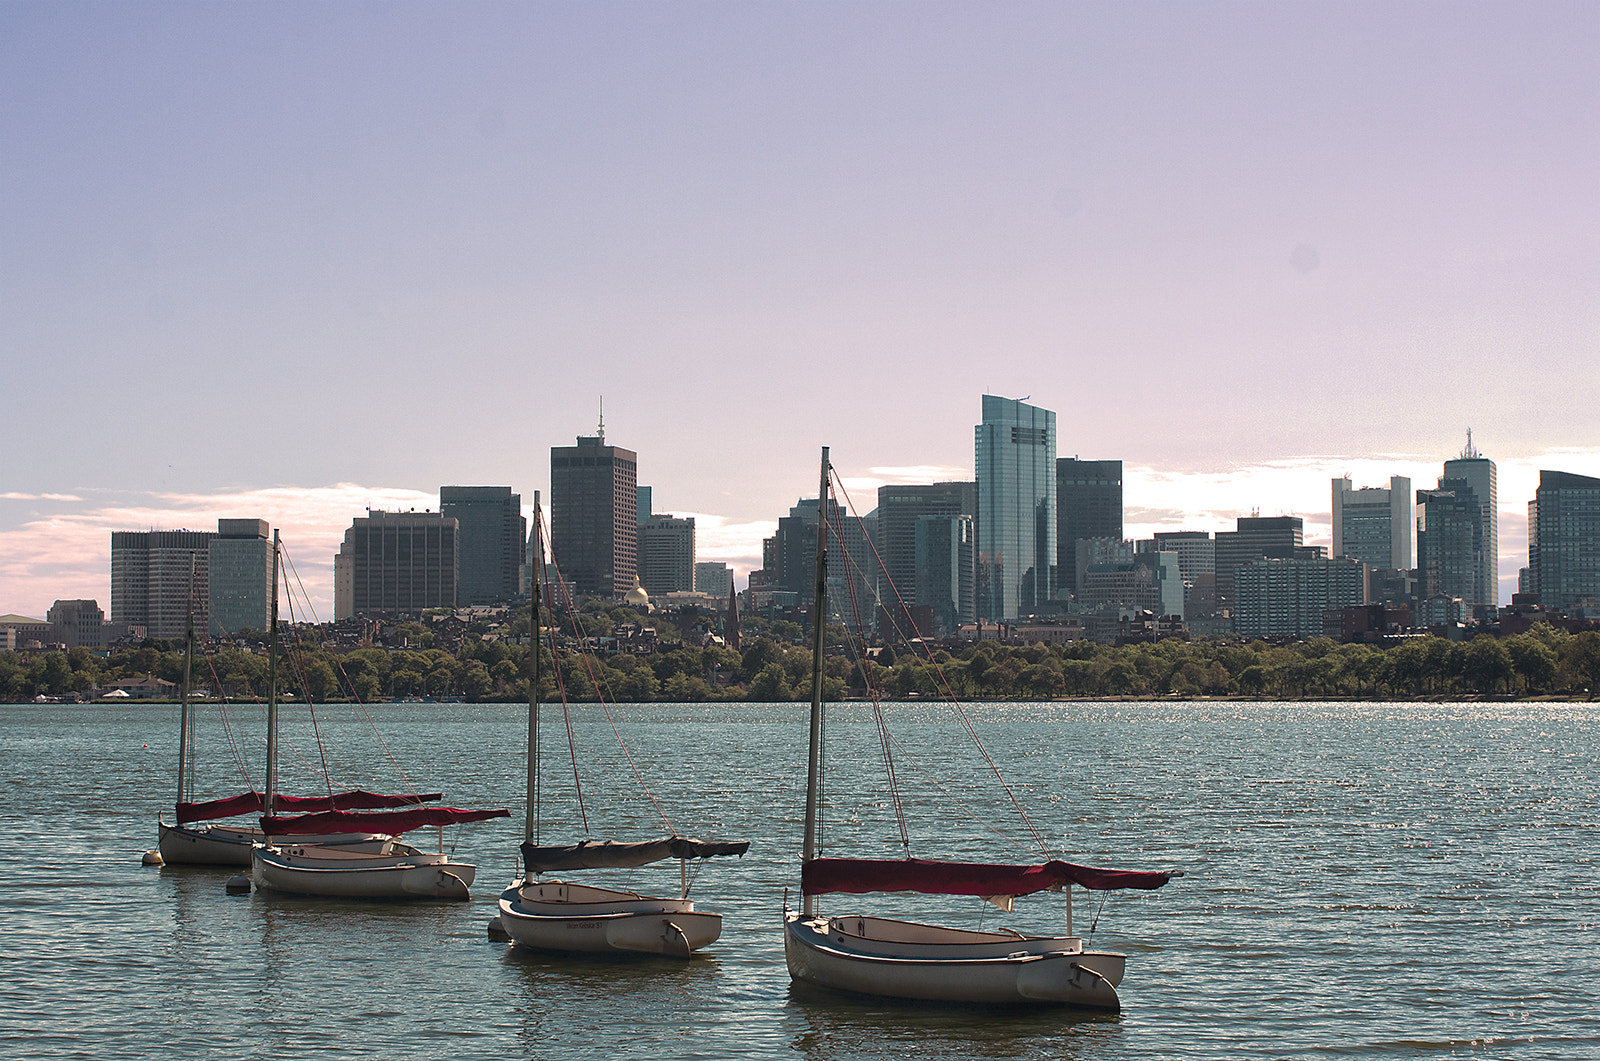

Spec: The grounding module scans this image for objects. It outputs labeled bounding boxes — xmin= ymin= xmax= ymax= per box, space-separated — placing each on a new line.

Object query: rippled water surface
xmin=2 ymin=700 xmax=1596 ymax=1059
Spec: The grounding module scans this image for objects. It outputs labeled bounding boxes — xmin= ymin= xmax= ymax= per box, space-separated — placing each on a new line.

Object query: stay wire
xmin=827 ymin=470 xmax=910 ymax=853
xmin=828 ymin=470 xmax=1053 ymax=861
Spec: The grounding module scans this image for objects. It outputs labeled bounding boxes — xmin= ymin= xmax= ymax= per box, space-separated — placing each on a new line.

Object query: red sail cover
xmin=175 ymin=790 xmax=444 ymax=824
xmin=260 ymin=806 xmax=509 ymax=835
xmin=801 ymin=858 xmax=1172 ymax=898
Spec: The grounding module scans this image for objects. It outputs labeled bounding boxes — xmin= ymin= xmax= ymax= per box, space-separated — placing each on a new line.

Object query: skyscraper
xmin=440 ymin=486 xmax=526 ymax=606
xmin=111 ymin=528 xmax=216 ymax=639
xmin=333 ymin=510 xmax=459 ymax=619
xmin=47 ymin=599 xmax=105 ymax=649
xmin=914 ymin=513 xmax=974 ymax=636
xmin=1416 ymin=482 xmax=1483 ymax=606
xmin=1057 ymin=458 xmax=1122 ymax=597
xmin=550 ymin=429 xmax=638 ymax=598
xmin=768 ymin=495 xmax=874 ymax=615
xmin=1139 ymin=530 xmax=1216 ymax=622
xmin=1331 ymin=476 xmax=1412 ymax=571
xmin=1214 ymin=516 xmax=1304 ymax=612
xmin=975 ymin=395 xmax=1056 ymax=621
xmin=694 ymin=562 xmax=733 ymax=600
xmin=1441 ymin=432 xmax=1498 ymax=609
xmin=1528 ymin=469 xmax=1600 ymax=614
xmin=1234 ymin=556 xmax=1366 ymax=640
xmin=638 ymin=514 xmax=695 ymax=595
xmin=876 ymin=481 xmax=976 ymax=628
xmin=208 ymin=519 xmax=273 ymax=634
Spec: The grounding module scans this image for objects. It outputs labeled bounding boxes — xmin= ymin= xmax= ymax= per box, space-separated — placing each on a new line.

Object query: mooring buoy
xmin=225 ymin=875 xmax=252 ymax=894
xmin=141 ymin=850 xmax=163 ymax=866
xmin=486 ymin=916 xmax=510 ymax=942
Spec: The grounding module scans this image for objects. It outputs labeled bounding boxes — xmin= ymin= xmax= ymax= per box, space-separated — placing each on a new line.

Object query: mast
xmin=525 ymin=494 xmax=542 ymax=847
xmin=801 ymin=447 xmax=830 ymax=916
xmin=264 ymin=530 xmax=281 ymax=819
xmin=175 ymin=553 xmax=197 ymax=808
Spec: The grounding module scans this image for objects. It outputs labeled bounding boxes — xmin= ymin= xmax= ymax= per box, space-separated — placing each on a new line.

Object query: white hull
xmin=251 ymin=843 xmax=475 ymax=900
xmin=497 ymin=880 xmax=723 ymax=957
xmin=157 ymin=821 xmax=392 ymax=866
xmin=784 ymin=912 xmax=1125 ymax=1010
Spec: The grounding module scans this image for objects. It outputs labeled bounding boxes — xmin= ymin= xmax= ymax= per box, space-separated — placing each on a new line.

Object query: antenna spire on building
xmin=597 ymin=396 xmax=605 ymax=444
xmin=1459 ymin=427 xmax=1480 ymax=460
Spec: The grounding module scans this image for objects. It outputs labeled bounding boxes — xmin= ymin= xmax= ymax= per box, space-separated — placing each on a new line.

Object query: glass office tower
xmin=975 ymin=395 xmax=1056 ymax=622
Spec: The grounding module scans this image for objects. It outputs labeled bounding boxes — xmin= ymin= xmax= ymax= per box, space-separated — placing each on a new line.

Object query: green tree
xmin=461 ymin=661 xmax=493 ymax=702
xmin=609 ymin=663 xmax=660 ymax=703
xmin=1505 ymin=634 xmax=1558 ymax=695
xmin=300 ymin=656 xmax=340 ymax=701
xmin=663 ymin=672 xmax=711 ymax=702
xmin=1562 ymin=631 xmax=1600 ymax=699
xmin=1103 ymin=658 xmax=1143 ymax=696
xmin=1236 ymin=665 xmax=1269 ymax=697
xmin=1384 ymin=639 xmax=1428 ymax=697
xmin=1461 ymin=636 xmax=1513 ymax=695
xmin=740 ymin=639 xmax=782 ymax=682
xmin=749 ymin=662 xmax=795 ymax=701
xmin=1024 ymin=662 xmax=1066 ymax=699
xmin=0 ymin=653 xmax=27 ymax=698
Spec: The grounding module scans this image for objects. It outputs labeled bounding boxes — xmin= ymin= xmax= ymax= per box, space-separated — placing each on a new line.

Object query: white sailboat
xmin=496 ymin=498 xmax=748 ymax=955
xmin=157 ymin=553 xmax=394 ymax=866
xmin=246 ymin=531 xmax=508 ymax=900
xmin=783 ymin=447 xmax=1176 ymax=1010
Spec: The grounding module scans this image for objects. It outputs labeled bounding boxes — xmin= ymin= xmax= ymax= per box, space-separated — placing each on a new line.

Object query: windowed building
xmin=334 ymin=510 xmax=459 ymax=619
xmin=975 ymin=395 xmax=1056 ymax=621
xmin=550 ymin=431 xmax=638 ymax=599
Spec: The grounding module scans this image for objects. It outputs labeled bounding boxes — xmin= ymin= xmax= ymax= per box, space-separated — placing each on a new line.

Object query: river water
xmin=1 ymin=699 xmax=1595 ymax=1060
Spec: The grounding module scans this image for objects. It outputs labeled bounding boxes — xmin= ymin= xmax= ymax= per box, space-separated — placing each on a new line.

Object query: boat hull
xmin=784 ymin=912 xmax=1124 ymax=1010
xmin=250 ymin=844 xmax=475 ymax=900
xmin=157 ymin=821 xmax=392 ymax=866
xmin=497 ymin=880 xmax=723 ymax=957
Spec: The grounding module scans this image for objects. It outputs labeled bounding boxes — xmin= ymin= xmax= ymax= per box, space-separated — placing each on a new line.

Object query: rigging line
xmin=829 ymin=467 xmax=1050 ymax=860
xmin=830 ymin=496 xmax=1049 ymax=855
xmin=828 ymin=470 xmax=911 ymax=852
xmin=545 ymin=550 xmax=674 ymax=836
xmin=280 ymin=539 xmax=419 ymax=797
xmin=877 ymin=724 xmax=1046 ymax=861
xmin=828 ymin=472 xmax=923 ymax=647
xmin=284 ymin=624 xmax=336 ymax=799
xmin=540 ymin=554 xmax=591 ymax=834
xmin=201 ymin=652 xmax=256 ymax=792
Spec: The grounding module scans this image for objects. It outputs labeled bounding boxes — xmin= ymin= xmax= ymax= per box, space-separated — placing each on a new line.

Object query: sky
xmin=3 ymin=1 xmax=1597 ymax=620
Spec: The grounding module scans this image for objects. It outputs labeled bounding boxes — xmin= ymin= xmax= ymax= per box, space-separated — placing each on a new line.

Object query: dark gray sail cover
xmin=521 ymin=837 xmax=749 ymax=874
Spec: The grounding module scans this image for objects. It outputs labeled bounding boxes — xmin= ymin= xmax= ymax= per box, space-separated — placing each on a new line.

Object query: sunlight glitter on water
xmin=1 ymin=700 xmax=1597 ymax=1060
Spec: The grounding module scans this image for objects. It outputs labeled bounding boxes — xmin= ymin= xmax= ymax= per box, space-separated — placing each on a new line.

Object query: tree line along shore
xmin=6 ymin=602 xmax=1598 ymax=703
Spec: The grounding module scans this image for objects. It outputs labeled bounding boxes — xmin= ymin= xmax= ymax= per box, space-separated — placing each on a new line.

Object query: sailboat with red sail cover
xmin=782 ymin=448 xmax=1177 ymax=1010
xmin=154 ymin=532 xmax=507 ymax=898
xmin=157 ymin=553 xmax=405 ymax=866
xmin=244 ymin=532 xmax=507 ymax=899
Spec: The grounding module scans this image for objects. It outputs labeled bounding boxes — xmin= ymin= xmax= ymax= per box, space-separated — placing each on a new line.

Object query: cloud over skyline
xmin=5 ymin=447 xmax=1595 ymax=621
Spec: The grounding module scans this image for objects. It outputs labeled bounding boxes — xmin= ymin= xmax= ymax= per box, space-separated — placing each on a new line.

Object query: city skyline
xmin=5 ymin=441 xmax=1600 ymax=621
xmin=4 ymin=3 xmax=1597 ymax=617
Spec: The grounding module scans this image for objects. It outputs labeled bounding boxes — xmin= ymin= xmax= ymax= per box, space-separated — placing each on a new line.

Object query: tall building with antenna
xmin=1440 ymin=430 xmax=1498 ymax=611
xmin=550 ymin=406 xmax=638 ymax=599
